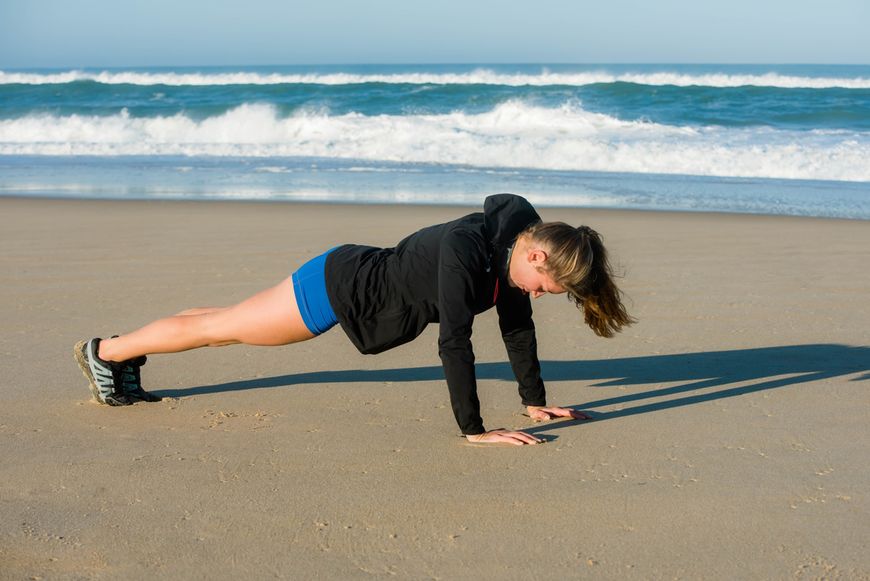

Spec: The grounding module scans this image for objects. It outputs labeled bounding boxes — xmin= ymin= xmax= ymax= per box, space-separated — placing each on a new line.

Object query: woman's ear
xmin=527 ymin=247 xmax=549 ymax=267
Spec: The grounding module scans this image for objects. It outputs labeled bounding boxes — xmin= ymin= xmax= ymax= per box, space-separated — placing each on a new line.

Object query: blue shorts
xmin=292 ymin=248 xmax=339 ymax=336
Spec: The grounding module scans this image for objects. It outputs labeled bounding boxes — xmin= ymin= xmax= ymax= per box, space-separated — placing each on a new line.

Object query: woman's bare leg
xmin=97 ymin=276 xmax=316 ymax=362
xmin=175 ymin=307 xmax=227 ymax=317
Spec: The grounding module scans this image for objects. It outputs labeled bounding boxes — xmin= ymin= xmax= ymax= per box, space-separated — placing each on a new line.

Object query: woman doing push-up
xmin=75 ymin=194 xmax=634 ymax=445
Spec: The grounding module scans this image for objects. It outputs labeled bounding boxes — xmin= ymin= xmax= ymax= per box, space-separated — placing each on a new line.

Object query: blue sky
xmin=1 ymin=0 xmax=868 ymax=68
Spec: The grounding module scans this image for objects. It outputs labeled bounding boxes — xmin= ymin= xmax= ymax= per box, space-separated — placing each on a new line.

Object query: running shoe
xmin=73 ymin=338 xmax=136 ymax=406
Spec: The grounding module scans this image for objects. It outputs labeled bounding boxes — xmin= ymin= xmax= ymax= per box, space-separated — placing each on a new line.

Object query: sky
xmin=1 ymin=0 xmax=868 ymax=68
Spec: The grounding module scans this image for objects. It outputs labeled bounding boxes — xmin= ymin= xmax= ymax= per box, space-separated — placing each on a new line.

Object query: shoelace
xmin=121 ymin=356 xmax=147 ymax=393
xmin=109 ymin=362 xmax=127 ymax=396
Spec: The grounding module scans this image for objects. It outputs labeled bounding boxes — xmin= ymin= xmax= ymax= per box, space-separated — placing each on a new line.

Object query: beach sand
xmin=1 ymin=197 xmax=868 ymax=580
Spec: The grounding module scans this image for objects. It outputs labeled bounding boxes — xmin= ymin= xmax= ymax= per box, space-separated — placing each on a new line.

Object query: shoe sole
xmin=127 ymin=388 xmax=162 ymax=402
xmin=73 ymin=339 xmax=106 ymax=405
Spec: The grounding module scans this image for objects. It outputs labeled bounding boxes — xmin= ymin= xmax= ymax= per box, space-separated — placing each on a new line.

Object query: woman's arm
xmin=437 ymin=229 xmax=488 ymax=435
xmin=496 ymin=284 xmax=547 ymax=407
xmin=496 ymin=280 xmax=592 ymax=429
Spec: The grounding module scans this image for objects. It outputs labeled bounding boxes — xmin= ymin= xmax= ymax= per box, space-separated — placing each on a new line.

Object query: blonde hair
xmin=522 ymin=222 xmax=635 ymax=338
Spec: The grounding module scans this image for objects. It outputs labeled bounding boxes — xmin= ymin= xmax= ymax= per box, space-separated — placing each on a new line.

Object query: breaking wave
xmin=2 ymin=101 xmax=868 ymax=181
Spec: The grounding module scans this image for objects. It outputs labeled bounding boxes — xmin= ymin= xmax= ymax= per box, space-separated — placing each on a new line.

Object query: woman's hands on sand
xmin=465 ymin=429 xmax=543 ymax=446
xmin=526 ymin=405 xmax=590 ymax=422
xmin=464 ymin=407 xmax=590 ymax=446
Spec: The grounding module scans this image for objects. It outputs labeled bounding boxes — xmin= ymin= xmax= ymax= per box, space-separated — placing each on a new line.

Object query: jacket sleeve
xmin=437 ymin=230 xmax=486 ymax=435
xmin=495 ymin=283 xmax=547 ymax=407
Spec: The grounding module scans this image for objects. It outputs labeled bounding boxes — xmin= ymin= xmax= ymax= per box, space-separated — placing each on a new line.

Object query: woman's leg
xmin=175 ymin=307 xmax=227 ymax=317
xmin=97 ymin=276 xmax=316 ymax=362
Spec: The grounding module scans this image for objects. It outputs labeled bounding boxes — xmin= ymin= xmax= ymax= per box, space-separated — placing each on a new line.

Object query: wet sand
xmin=1 ymin=197 xmax=868 ymax=579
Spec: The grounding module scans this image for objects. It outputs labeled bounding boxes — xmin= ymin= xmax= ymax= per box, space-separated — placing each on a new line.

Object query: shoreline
xmin=4 ymin=153 xmax=870 ymax=221
xmin=2 ymin=193 xmax=868 ymax=223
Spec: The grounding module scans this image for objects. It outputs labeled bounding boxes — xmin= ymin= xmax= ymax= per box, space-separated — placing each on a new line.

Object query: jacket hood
xmin=483 ymin=193 xmax=542 ymax=250
xmin=483 ymin=193 xmax=542 ymax=278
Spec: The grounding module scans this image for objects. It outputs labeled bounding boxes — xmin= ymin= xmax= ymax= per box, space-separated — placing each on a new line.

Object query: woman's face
xmin=508 ymin=245 xmax=566 ymax=299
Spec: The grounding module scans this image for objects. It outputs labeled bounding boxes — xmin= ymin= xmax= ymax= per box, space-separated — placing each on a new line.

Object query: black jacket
xmin=324 ymin=194 xmax=546 ymax=435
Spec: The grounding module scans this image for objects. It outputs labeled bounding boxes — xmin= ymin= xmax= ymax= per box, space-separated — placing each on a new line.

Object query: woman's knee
xmin=197 ymin=313 xmax=240 ymax=347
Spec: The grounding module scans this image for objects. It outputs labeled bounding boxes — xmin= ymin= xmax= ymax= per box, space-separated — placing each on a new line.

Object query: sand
xmin=1 ymin=197 xmax=868 ymax=580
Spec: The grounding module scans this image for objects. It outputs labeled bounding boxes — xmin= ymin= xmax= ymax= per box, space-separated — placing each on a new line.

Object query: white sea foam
xmin=1 ymin=102 xmax=868 ymax=182
xmin=2 ymin=69 xmax=870 ymax=89
xmin=254 ymin=166 xmax=293 ymax=173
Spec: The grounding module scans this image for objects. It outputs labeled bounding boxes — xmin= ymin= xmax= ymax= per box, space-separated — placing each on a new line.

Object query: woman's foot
xmin=73 ymin=338 xmax=135 ymax=406
xmin=74 ymin=338 xmax=162 ymax=405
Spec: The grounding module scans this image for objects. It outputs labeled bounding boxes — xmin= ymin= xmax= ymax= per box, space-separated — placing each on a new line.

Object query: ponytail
xmin=522 ymin=222 xmax=635 ymax=338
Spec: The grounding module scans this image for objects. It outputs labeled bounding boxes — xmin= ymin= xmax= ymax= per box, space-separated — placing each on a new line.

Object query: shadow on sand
xmin=155 ymin=344 xmax=867 ymax=432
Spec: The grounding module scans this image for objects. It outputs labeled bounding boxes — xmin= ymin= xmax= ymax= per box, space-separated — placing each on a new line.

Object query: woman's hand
xmin=465 ymin=429 xmax=543 ymax=446
xmin=526 ymin=405 xmax=590 ymax=422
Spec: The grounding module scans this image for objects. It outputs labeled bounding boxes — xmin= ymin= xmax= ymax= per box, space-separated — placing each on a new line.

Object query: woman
xmin=75 ymin=194 xmax=634 ymax=445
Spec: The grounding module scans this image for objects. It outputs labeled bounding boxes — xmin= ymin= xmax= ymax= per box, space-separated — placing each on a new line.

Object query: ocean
xmin=1 ymin=63 xmax=869 ymax=219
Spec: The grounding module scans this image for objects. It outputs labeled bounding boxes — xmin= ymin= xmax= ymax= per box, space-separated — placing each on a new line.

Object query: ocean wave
xmin=3 ymin=69 xmax=870 ymax=89
xmin=1 ymin=102 xmax=868 ymax=181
